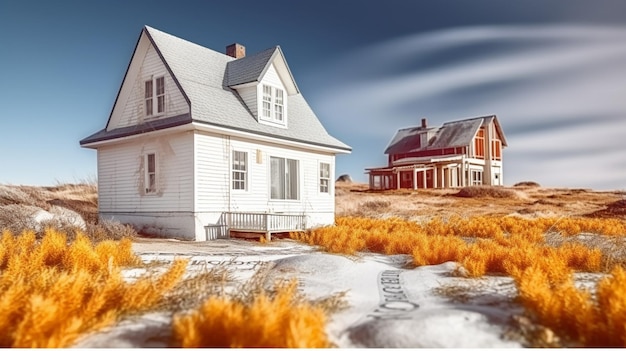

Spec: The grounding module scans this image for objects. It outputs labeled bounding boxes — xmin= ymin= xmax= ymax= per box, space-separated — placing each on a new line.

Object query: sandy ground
xmin=74 ymin=238 xmax=525 ymax=348
xmin=3 ymin=181 xmax=623 ymax=347
xmin=71 ymin=182 xmax=626 ymax=348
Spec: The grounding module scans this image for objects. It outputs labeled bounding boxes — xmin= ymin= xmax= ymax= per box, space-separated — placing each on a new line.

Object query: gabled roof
xmin=429 ymin=117 xmax=484 ymax=149
xmin=80 ymin=26 xmax=348 ymax=152
xmin=226 ymin=46 xmax=299 ymax=94
xmin=226 ymin=47 xmax=276 ymax=87
xmin=383 ymin=126 xmax=439 ymax=154
xmin=384 ymin=115 xmax=506 ymax=155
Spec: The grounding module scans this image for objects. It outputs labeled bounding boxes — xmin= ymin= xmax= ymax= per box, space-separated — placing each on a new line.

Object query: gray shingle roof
xmin=384 ymin=115 xmax=504 ymax=155
xmin=81 ymin=26 xmax=350 ymax=152
xmin=384 ymin=127 xmax=439 ymax=154
xmin=226 ymin=47 xmax=277 ymax=87
xmin=429 ymin=117 xmax=485 ymax=149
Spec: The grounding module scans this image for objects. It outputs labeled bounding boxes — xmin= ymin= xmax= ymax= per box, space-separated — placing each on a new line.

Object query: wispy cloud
xmin=309 ymin=25 xmax=626 ymax=190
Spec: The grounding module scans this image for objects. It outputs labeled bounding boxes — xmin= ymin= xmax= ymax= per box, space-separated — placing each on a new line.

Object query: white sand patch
xmin=74 ymin=240 xmax=524 ymax=348
xmin=266 ymin=253 xmax=521 ymax=348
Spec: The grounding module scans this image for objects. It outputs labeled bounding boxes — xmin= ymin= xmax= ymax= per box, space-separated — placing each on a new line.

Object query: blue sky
xmin=1 ymin=0 xmax=625 ymax=190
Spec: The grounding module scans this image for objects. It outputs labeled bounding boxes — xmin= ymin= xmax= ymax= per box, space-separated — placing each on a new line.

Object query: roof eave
xmin=263 ymin=47 xmax=299 ymax=95
xmin=191 ymin=120 xmax=351 ymax=154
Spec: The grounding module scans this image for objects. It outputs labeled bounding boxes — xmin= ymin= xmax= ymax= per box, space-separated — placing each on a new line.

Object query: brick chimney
xmin=421 ymin=118 xmax=428 ymax=128
xmin=226 ymin=43 xmax=245 ymax=59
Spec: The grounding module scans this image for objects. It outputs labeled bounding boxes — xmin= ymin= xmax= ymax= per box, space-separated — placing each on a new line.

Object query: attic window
xmin=145 ymin=77 xmax=165 ymax=117
xmin=260 ymin=84 xmax=286 ymax=125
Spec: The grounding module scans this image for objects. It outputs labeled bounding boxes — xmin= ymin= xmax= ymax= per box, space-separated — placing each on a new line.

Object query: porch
xmin=204 ymin=212 xmax=307 ymax=241
xmin=366 ymin=155 xmax=469 ymax=191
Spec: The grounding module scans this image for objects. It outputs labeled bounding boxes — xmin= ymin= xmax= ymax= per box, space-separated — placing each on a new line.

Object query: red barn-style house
xmin=366 ymin=115 xmax=507 ymax=190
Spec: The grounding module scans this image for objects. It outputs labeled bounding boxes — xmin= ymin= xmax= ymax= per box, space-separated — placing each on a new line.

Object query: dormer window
xmin=274 ymin=89 xmax=283 ymax=121
xmin=260 ymin=84 xmax=285 ymax=125
xmin=262 ymin=85 xmax=272 ymax=118
xmin=145 ymin=76 xmax=165 ymax=117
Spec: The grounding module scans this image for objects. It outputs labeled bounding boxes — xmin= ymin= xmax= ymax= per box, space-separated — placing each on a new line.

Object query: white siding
xmin=194 ymin=131 xmax=336 ymax=229
xmin=110 ymin=43 xmax=189 ymax=130
xmin=262 ymin=63 xmax=284 ymax=87
xmin=237 ymin=85 xmax=257 ymax=117
xmin=98 ymin=131 xmax=194 ymax=213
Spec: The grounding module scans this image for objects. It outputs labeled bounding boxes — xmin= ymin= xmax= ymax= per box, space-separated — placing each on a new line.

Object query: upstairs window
xmin=232 ymin=150 xmax=247 ymax=190
xmin=491 ymin=139 xmax=502 ymax=160
xmin=145 ymin=80 xmax=153 ymax=116
xmin=262 ymin=85 xmax=272 ymax=119
xmin=145 ymin=77 xmax=165 ymax=117
xmin=156 ymin=77 xmax=165 ymax=114
xmin=260 ymin=84 xmax=285 ymax=125
xmin=274 ymin=88 xmax=284 ymax=121
xmin=144 ymin=153 xmax=157 ymax=194
xmin=474 ymin=128 xmax=485 ymax=159
xmin=319 ymin=162 xmax=330 ymax=193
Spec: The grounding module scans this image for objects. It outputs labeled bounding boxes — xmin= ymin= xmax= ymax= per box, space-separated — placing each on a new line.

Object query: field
xmin=1 ymin=181 xmax=626 ymax=347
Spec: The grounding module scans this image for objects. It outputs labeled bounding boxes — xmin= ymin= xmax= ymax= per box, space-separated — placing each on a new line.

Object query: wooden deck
xmin=204 ymin=212 xmax=307 ymax=241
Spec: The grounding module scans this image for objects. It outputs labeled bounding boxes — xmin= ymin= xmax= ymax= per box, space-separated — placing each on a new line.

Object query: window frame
xmin=231 ymin=150 xmax=248 ymax=191
xmin=156 ymin=76 xmax=165 ymax=114
xmin=270 ymin=156 xmax=299 ymax=200
xmin=471 ymin=169 xmax=483 ymax=186
xmin=274 ymin=88 xmax=284 ymax=121
xmin=262 ymin=84 xmax=272 ymax=119
xmin=260 ymin=84 xmax=286 ymax=125
xmin=491 ymin=139 xmax=502 ymax=161
xmin=145 ymin=76 xmax=165 ymax=117
xmin=474 ymin=128 xmax=485 ymax=159
xmin=319 ymin=162 xmax=330 ymax=193
xmin=144 ymin=153 xmax=158 ymax=194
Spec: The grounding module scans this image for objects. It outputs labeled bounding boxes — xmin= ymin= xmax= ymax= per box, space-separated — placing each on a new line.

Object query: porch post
xmin=413 ymin=168 xmax=418 ymax=190
xmin=461 ymin=158 xmax=466 ymax=187
xmin=396 ymin=171 xmax=400 ymax=190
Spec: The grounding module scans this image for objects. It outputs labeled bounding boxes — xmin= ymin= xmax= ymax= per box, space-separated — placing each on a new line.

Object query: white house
xmin=80 ymin=26 xmax=351 ymax=241
xmin=366 ymin=116 xmax=507 ymax=190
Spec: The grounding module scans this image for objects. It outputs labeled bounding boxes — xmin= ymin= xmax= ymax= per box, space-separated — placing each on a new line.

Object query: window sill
xmin=269 ymin=198 xmax=301 ymax=203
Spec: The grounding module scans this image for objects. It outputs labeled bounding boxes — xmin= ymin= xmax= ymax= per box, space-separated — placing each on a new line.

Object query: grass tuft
xmin=172 ymin=280 xmax=330 ymax=348
xmin=0 ymin=229 xmax=184 ymax=347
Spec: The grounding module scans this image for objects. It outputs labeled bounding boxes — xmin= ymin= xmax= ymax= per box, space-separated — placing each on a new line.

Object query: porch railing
xmin=224 ymin=212 xmax=307 ymax=233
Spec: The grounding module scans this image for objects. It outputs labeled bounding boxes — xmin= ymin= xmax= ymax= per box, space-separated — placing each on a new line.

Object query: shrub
xmin=359 ymin=200 xmax=392 ymax=212
xmin=172 ymin=281 xmax=330 ymax=348
xmin=455 ymin=186 xmax=518 ymax=199
xmin=514 ymin=181 xmax=541 ymax=187
xmin=0 ymin=186 xmax=35 ymax=207
xmin=0 ymin=228 xmax=185 ymax=347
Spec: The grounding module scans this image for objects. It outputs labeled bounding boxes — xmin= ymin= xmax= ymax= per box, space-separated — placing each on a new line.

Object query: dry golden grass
xmin=512 ymin=265 xmax=626 ymax=346
xmin=335 ymin=181 xmax=624 ymax=220
xmin=172 ymin=280 xmax=330 ymax=348
xmin=0 ymin=229 xmax=186 ymax=348
xmin=0 ymin=183 xmax=123 ymax=241
xmin=293 ymin=212 xmax=626 ymax=347
xmin=292 ymin=216 xmax=617 ymax=277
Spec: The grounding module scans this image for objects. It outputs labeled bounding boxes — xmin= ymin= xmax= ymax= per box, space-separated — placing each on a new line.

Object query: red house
xmin=366 ymin=115 xmax=507 ymax=190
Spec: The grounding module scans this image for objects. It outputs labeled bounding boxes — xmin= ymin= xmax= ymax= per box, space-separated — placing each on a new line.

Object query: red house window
xmin=474 ymin=128 xmax=485 ymax=158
